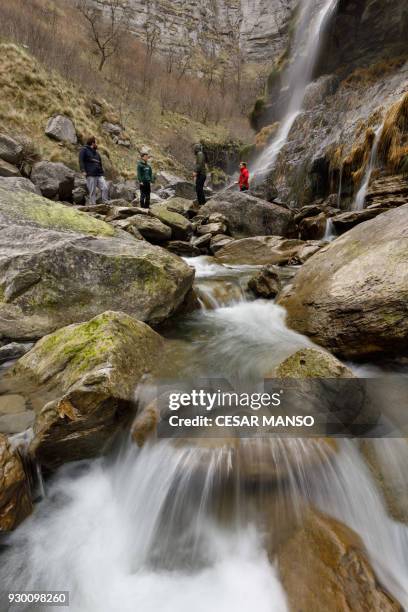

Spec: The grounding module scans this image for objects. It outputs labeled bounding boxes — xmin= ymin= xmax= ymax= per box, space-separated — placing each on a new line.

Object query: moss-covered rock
xmin=11 ymin=311 xmax=164 ymax=469
xmin=275 ymin=348 xmax=355 ymax=378
xmin=150 ymin=202 xmax=193 ymax=240
xmin=0 ymin=185 xmax=194 ymax=339
xmin=0 ymin=185 xmax=114 ymax=236
xmin=0 ymin=433 xmax=32 ymax=531
xmin=279 ymin=204 xmax=408 ymax=358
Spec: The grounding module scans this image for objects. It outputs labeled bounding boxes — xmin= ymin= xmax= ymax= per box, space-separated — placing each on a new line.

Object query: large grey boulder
xmin=0 ymin=134 xmax=23 ymax=165
xmin=0 ymin=160 xmax=20 ymax=178
xmin=0 ymin=177 xmax=40 ymax=195
xmin=109 ymin=180 xmax=137 ymax=202
xmin=31 ymin=161 xmax=75 ymax=200
xmin=279 ymin=204 xmax=408 ymax=359
xmin=201 ymin=192 xmax=295 ymax=237
xmin=0 ymin=185 xmax=194 ymax=339
xmin=45 ymin=115 xmax=77 ymax=144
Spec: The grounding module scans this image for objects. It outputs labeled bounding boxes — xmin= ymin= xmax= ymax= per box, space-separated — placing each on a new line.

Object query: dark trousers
xmin=196 ymin=173 xmax=206 ymax=206
xmin=140 ymin=182 xmax=151 ymax=208
xmin=240 ymin=185 xmax=249 ymax=192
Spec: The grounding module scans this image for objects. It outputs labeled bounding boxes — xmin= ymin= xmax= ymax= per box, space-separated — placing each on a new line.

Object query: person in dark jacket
xmin=137 ymin=151 xmax=154 ymax=208
xmin=193 ymin=143 xmax=207 ymax=206
xmin=238 ymin=161 xmax=250 ymax=192
xmin=79 ymin=136 xmax=108 ymax=205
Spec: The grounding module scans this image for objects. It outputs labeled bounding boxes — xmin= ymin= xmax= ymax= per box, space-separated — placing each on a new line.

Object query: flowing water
xmin=252 ymin=0 xmax=339 ymax=177
xmin=353 ymin=122 xmax=384 ymax=210
xmin=1 ymin=256 xmax=408 ymax=611
xmin=323 ymin=217 xmax=336 ymax=242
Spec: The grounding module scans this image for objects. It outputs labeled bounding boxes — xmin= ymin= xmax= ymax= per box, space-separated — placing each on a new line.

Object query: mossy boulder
xmin=275 ymin=348 xmax=355 ymax=378
xmin=277 ymin=509 xmax=401 ymax=612
xmin=0 ymin=185 xmax=194 ymax=339
xmin=150 ymin=202 xmax=193 ymax=240
xmin=279 ymin=204 xmax=408 ymax=358
xmin=0 ymin=433 xmax=32 ymax=531
xmin=11 ymin=311 xmax=164 ymax=469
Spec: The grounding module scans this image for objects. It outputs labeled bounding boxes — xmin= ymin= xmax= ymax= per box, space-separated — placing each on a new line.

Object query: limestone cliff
xmin=120 ymin=0 xmax=296 ymax=64
xmin=252 ymin=0 xmax=408 ymax=206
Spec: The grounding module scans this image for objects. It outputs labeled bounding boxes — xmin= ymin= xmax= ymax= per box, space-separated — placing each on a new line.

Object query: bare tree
xmin=141 ymin=17 xmax=161 ymax=91
xmin=76 ymin=0 xmax=133 ymax=71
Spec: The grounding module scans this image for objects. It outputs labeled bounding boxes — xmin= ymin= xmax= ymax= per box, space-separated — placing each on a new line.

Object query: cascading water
xmin=323 ymin=217 xmax=336 ymax=242
xmin=1 ymin=255 xmax=408 ymax=611
xmin=353 ymin=122 xmax=384 ymax=210
xmin=252 ymin=0 xmax=339 ymax=177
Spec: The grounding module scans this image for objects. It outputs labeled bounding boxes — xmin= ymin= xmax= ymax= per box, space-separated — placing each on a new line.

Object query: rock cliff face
xmin=253 ymin=0 xmax=408 ymax=206
xmin=122 ymin=0 xmax=295 ymax=64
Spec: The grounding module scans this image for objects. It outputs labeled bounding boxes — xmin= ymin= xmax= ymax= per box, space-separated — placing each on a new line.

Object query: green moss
xmin=0 ymin=187 xmax=114 ymax=236
xmin=249 ymin=97 xmax=266 ymax=131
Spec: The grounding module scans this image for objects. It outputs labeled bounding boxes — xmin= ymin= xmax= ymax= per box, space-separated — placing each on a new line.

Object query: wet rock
xmin=45 ymin=115 xmax=77 ymax=144
xmin=294 ymin=204 xmax=325 ymax=224
xmin=10 ymin=312 xmax=164 ymax=470
xmin=332 ymin=207 xmax=390 ymax=234
xmin=0 ymin=394 xmax=34 ymax=434
xmin=0 ymin=185 xmax=194 ymax=338
xmin=165 ymin=241 xmax=200 ymax=257
xmin=150 ymin=202 xmax=193 ymax=240
xmin=0 ymin=342 xmax=34 ymax=364
xmin=31 ymin=161 xmax=75 ymax=200
xmin=0 ymin=177 xmax=40 ymax=195
xmin=131 ymin=401 xmax=160 ymax=447
xmin=248 ymin=266 xmax=281 ymax=299
xmin=302 ymin=74 xmax=339 ymax=110
xmin=299 ymin=212 xmax=328 ymax=240
xmin=279 ymin=204 xmax=408 ymax=359
xmin=365 ymin=175 xmax=408 ymax=209
xmin=277 ymin=509 xmax=401 ymax=612
xmin=215 ymin=236 xmax=323 ymax=266
xmin=0 ymin=159 xmax=20 ymax=178
xmin=167 ymin=180 xmax=196 ymax=200
xmin=202 ymin=192 xmax=294 ymax=238
xmin=0 ymin=433 xmax=32 ymax=530
xmin=275 ymin=348 xmax=355 ymax=379
xmin=0 ymin=134 xmax=23 ymax=165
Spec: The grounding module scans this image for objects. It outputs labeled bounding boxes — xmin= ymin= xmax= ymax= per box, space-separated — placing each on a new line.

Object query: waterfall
xmin=323 ymin=217 xmax=336 ymax=242
xmin=353 ymin=122 xmax=384 ymax=210
xmin=252 ymin=0 xmax=339 ymax=176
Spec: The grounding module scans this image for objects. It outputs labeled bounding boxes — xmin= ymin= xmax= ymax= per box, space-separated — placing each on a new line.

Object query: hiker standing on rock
xmin=137 ymin=150 xmax=154 ymax=208
xmin=193 ymin=143 xmax=207 ymax=206
xmin=238 ymin=161 xmax=250 ymax=192
xmin=79 ymin=136 xmax=109 ymax=205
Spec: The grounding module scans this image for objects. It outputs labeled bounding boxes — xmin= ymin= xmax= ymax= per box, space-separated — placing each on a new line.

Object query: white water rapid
xmin=252 ymin=0 xmax=339 ymax=176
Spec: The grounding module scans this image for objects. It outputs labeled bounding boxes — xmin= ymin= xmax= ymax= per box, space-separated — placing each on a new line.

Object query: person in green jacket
xmin=137 ymin=151 xmax=154 ymax=208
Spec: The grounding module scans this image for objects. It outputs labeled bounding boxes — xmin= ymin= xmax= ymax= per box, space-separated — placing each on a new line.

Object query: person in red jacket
xmin=238 ymin=161 xmax=250 ymax=191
